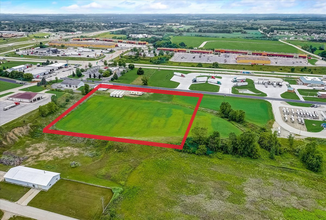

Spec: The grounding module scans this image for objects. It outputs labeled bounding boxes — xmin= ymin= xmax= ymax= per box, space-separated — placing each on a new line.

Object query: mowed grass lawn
xmin=116 ymin=68 xmax=180 ymax=88
xmin=200 ymin=95 xmax=274 ymax=127
xmin=0 ymin=182 xmax=29 ymax=202
xmin=298 ymin=89 xmax=319 ymax=96
xmin=232 ymin=79 xmax=267 ymax=97
xmin=20 ymin=85 xmax=46 ymax=92
xmin=55 ymin=94 xmax=243 ymax=141
xmin=0 ymin=80 xmax=21 ymax=92
xmin=0 ymin=61 xmax=38 ymax=69
xmin=29 ymin=180 xmax=113 ymax=220
xmin=305 ymin=120 xmax=325 ymax=132
xmin=281 ymin=91 xmax=300 ymax=100
xmin=171 ymin=36 xmax=298 ymax=53
xmin=189 ymin=83 xmax=220 ymax=92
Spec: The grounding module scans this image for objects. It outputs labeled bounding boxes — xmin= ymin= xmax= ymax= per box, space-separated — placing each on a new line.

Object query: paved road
xmin=133 ymin=63 xmax=325 ymax=77
xmin=111 ymin=82 xmax=326 ymax=106
xmin=279 ymin=39 xmax=323 ymax=60
xmin=0 ymin=199 xmax=77 ymax=220
xmin=0 ymin=77 xmax=17 ymax=84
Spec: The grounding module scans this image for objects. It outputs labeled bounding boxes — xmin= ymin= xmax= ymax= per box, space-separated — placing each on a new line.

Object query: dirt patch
xmin=131 ymin=76 xmax=143 ymax=85
xmin=23 ymin=143 xmax=83 ymax=165
xmin=38 ymin=147 xmax=83 ymax=161
xmin=4 ymin=124 xmax=31 ymax=145
xmin=25 ymin=142 xmax=47 ymax=157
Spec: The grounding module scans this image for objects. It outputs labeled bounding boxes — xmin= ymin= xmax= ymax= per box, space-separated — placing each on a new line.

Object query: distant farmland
xmin=171 ymin=36 xmax=300 ymax=53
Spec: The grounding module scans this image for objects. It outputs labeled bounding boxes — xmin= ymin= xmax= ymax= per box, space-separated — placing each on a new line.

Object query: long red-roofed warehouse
xmin=7 ymin=92 xmax=43 ymax=103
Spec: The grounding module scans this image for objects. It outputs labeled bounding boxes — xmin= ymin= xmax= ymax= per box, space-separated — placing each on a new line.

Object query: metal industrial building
xmin=4 ymin=166 xmax=60 ymax=191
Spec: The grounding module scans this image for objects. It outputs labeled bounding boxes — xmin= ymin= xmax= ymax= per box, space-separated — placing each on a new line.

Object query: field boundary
xmin=43 ymin=84 xmax=203 ymax=149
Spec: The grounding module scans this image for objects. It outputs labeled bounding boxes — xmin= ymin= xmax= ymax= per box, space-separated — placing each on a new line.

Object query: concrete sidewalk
xmin=0 ymin=199 xmax=78 ymax=220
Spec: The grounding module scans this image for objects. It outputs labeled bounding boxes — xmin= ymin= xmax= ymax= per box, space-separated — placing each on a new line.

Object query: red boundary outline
xmin=43 ymin=84 xmax=203 ymax=150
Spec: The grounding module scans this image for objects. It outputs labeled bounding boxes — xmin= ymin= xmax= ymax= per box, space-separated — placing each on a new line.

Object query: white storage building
xmin=47 ymin=63 xmax=67 ymax=70
xmin=4 ymin=166 xmax=60 ymax=191
xmin=25 ymin=68 xmax=50 ymax=79
xmin=8 ymin=65 xmax=28 ymax=73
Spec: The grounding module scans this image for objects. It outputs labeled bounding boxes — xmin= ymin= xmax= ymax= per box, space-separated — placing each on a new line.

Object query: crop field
xmin=0 ymin=80 xmax=21 ymax=92
xmin=29 ymin=179 xmax=113 ymax=220
xmin=171 ymin=36 xmax=299 ymax=53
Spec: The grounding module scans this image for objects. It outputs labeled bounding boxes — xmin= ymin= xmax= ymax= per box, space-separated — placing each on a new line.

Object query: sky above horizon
xmin=1 ymin=0 xmax=326 ymax=14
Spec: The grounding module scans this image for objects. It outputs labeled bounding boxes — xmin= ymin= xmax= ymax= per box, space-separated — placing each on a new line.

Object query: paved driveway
xmin=0 ymin=199 xmax=77 ymax=220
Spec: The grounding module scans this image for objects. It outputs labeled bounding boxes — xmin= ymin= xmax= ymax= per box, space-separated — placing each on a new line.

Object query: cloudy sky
xmin=1 ymin=0 xmax=326 ymax=14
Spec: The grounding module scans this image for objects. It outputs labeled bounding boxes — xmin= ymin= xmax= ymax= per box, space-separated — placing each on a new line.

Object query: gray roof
xmin=62 ymin=78 xmax=83 ymax=86
xmin=300 ymin=76 xmax=325 ymax=85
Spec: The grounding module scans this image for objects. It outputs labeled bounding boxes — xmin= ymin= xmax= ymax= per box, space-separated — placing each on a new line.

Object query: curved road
xmin=279 ymin=39 xmax=322 ymax=60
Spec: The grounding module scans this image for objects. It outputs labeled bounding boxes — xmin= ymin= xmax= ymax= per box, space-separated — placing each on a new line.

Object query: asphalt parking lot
xmin=170 ymin=52 xmax=310 ymax=67
xmin=0 ymin=94 xmax=52 ymax=126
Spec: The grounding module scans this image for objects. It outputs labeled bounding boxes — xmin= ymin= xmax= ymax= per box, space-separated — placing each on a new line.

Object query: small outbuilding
xmin=4 ymin=166 xmax=60 ymax=191
xmin=318 ymin=92 xmax=326 ymax=98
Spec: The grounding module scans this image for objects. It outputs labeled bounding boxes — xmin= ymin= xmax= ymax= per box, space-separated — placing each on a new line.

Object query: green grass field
xmin=305 ymin=120 xmax=325 ymax=132
xmin=189 ymin=83 xmax=220 ymax=92
xmin=45 ymin=90 xmax=66 ymax=98
xmin=0 ymin=61 xmax=38 ymax=69
xmin=116 ymin=68 xmax=180 ymax=88
xmin=20 ymin=85 xmax=46 ymax=92
xmin=3 ymin=89 xmax=323 ymax=219
xmin=171 ymin=36 xmax=299 ymax=53
xmin=283 ymin=78 xmax=298 ymax=85
xmin=285 ymin=40 xmax=326 ymax=55
xmin=298 ymin=89 xmax=319 ymax=97
xmin=0 ymin=182 xmax=29 ymax=202
xmin=86 ymin=78 xmax=102 ymax=82
xmin=200 ymin=95 xmax=273 ymax=127
xmin=281 ymin=91 xmax=300 ymax=100
xmin=55 ymin=94 xmax=242 ymax=142
xmin=8 ymin=216 xmax=34 ymax=220
xmin=304 ymin=97 xmax=326 ymax=103
xmin=0 ymin=80 xmax=21 ymax=92
xmin=29 ymin=179 xmax=113 ymax=220
xmin=286 ymin=102 xmax=312 ymax=107
xmin=232 ymin=79 xmax=267 ymax=97
xmin=93 ymin=32 xmax=127 ymax=39
xmin=308 ymin=59 xmax=318 ymax=65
